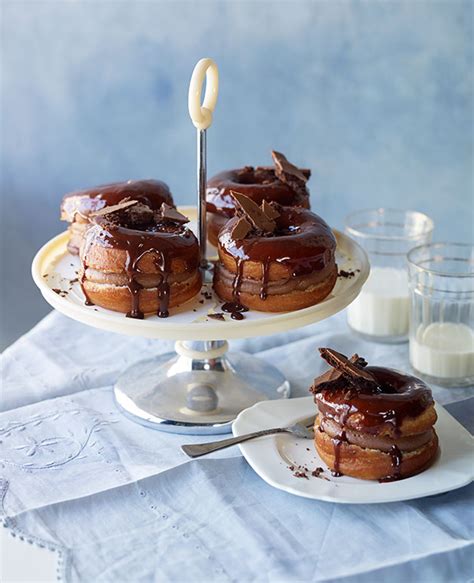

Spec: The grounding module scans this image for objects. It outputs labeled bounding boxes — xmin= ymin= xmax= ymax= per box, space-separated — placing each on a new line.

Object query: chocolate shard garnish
xmin=230 ymin=191 xmax=277 ymax=234
xmin=271 ymin=150 xmax=309 ymax=184
xmin=231 ymin=216 xmax=252 ymax=240
xmin=319 ymin=348 xmax=376 ymax=384
xmin=261 ymin=199 xmax=280 ymax=220
xmin=159 ymin=203 xmax=189 ymax=224
xmin=310 ymin=349 xmax=376 ymax=393
xmin=91 ymin=198 xmax=138 ymax=217
xmin=310 ymin=353 xmax=361 ymax=393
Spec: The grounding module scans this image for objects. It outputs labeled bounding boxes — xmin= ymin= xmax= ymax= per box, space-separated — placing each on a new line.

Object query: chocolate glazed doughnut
xmin=206 ymin=151 xmax=311 ymax=246
xmin=61 ymin=179 xmax=174 ymax=254
xmin=79 ymin=201 xmax=201 ymax=319
xmin=311 ymin=349 xmax=439 ymax=481
xmin=213 ymin=192 xmax=337 ymax=313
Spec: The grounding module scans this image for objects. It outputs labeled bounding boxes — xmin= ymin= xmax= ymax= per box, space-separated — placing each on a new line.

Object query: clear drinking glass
xmin=345 ymin=208 xmax=434 ymax=343
xmin=408 ymin=243 xmax=474 ymax=387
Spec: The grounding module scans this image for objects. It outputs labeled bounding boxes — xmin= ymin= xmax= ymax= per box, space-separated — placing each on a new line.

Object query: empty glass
xmin=408 ymin=243 xmax=474 ymax=387
xmin=345 ymin=208 xmax=434 ymax=343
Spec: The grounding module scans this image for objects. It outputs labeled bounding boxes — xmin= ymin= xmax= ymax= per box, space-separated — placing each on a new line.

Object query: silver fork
xmin=181 ymin=415 xmax=316 ymax=458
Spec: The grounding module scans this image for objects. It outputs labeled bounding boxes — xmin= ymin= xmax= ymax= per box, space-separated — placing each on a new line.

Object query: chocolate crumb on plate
xmin=208 ymin=313 xmax=225 ymax=321
xmin=338 ymin=268 xmax=360 ymax=279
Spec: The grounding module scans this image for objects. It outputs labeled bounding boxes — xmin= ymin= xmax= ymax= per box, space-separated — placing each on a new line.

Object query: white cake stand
xmin=32 ymin=206 xmax=369 ymax=434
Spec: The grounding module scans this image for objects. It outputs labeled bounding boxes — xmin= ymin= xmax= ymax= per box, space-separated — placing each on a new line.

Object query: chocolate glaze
xmin=220 ymin=207 xmax=336 ymax=276
xmin=207 ymin=165 xmax=310 ymax=218
xmin=81 ymin=211 xmax=199 ymax=319
xmin=61 ymin=179 xmax=174 ymax=220
xmin=315 ymin=367 xmax=433 ymax=435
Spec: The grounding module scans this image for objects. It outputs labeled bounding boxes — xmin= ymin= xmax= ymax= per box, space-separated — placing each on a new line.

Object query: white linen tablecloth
xmin=1 ymin=310 xmax=473 ymax=582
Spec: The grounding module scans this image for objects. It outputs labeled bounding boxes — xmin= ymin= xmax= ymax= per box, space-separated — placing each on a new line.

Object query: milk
xmin=347 ymin=267 xmax=409 ymax=339
xmin=410 ymin=322 xmax=474 ymax=380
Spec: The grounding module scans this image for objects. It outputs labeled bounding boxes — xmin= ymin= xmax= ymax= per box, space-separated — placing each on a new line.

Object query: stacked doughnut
xmin=213 ymin=191 xmax=337 ymax=313
xmin=311 ymin=348 xmax=439 ymax=481
xmin=206 ymin=151 xmax=311 ymax=246
xmin=61 ymin=179 xmax=174 ymax=254
xmin=79 ymin=200 xmax=201 ymax=319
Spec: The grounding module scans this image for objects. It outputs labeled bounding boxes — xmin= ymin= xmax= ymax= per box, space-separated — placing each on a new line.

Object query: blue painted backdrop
xmin=1 ymin=1 xmax=472 ymax=348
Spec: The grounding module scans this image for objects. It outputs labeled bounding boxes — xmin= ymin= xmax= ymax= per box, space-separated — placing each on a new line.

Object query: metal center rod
xmin=197 ymin=128 xmax=208 ymax=270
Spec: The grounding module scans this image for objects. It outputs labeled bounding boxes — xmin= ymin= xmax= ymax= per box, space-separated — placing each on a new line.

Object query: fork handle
xmin=181 ymin=427 xmax=287 ymax=458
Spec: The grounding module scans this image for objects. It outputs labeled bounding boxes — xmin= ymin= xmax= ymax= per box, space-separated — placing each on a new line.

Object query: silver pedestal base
xmin=114 ymin=341 xmax=290 ymax=434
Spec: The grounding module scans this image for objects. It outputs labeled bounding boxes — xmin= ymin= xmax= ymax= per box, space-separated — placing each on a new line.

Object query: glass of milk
xmin=408 ymin=243 xmax=474 ymax=387
xmin=345 ymin=209 xmax=433 ymax=343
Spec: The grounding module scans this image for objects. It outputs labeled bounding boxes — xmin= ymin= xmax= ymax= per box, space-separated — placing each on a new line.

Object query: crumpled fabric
xmin=1 ymin=310 xmax=473 ymax=582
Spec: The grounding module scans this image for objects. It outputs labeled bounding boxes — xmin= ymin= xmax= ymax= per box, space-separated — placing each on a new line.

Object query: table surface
xmin=1 ymin=309 xmax=473 ymax=583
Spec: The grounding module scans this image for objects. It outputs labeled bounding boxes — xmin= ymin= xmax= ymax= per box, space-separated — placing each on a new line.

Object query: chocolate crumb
xmin=311 ymin=467 xmax=324 ymax=478
xmin=208 ymin=313 xmax=225 ymax=321
xmin=52 ymin=288 xmax=62 ymax=295
xmin=293 ymin=471 xmax=309 ymax=479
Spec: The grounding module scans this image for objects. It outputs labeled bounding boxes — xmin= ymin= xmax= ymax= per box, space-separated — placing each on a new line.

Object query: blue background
xmin=1 ymin=1 xmax=473 ymax=349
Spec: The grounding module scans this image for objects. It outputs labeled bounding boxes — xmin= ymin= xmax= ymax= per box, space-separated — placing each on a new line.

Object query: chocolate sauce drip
xmin=260 ymin=259 xmax=270 ymax=301
xmin=379 ymin=445 xmax=404 ymax=482
xmin=126 ymin=273 xmax=144 ymax=319
xmin=232 ymin=259 xmax=244 ymax=300
xmin=332 ymin=430 xmax=347 ymax=477
xmin=221 ymin=302 xmax=249 ymax=314
xmin=231 ymin=312 xmax=245 ymax=321
xmin=80 ymin=269 xmax=94 ymax=306
xmin=157 ymin=273 xmax=170 ymax=318
xmin=221 ymin=258 xmax=249 ymax=320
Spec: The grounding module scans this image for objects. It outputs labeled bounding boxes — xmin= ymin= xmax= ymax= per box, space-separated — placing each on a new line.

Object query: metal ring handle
xmin=188 ymin=58 xmax=219 ymax=130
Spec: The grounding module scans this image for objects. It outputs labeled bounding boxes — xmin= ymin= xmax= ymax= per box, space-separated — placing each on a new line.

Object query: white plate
xmin=31 ymin=207 xmax=369 ymax=341
xmin=232 ymin=396 xmax=474 ymax=504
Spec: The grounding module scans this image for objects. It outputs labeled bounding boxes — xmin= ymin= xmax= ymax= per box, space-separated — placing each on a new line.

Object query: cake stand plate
xmin=32 ymin=207 xmax=369 ymax=434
